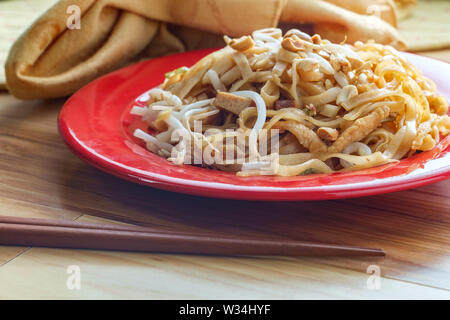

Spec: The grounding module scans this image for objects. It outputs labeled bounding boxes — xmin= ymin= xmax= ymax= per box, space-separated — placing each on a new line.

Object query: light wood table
xmin=0 ymin=50 xmax=449 ymax=300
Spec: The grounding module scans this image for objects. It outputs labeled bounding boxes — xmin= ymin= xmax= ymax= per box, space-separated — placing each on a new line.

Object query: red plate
xmin=58 ymin=48 xmax=450 ymax=201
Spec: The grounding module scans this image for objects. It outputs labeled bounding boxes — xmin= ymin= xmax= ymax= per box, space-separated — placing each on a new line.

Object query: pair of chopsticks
xmin=0 ymin=216 xmax=385 ymax=257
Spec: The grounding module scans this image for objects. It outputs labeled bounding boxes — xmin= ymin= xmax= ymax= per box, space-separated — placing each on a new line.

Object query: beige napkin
xmin=3 ymin=0 xmax=409 ymax=99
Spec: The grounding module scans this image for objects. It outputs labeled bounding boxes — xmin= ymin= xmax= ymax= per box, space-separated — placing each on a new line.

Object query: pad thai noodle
xmin=131 ymin=28 xmax=450 ymax=176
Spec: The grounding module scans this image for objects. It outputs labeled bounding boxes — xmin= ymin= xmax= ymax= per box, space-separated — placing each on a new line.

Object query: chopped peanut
xmin=347 ymin=56 xmax=364 ymax=70
xmin=281 ymin=36 xmax=305 ymax=52
xmin=317 ymin=127 xmax=339 ymax=141
xmin=311 ymin=34 xmax=321 ymax=44
xmin=228 ymin=35 xmax=255 ymax=52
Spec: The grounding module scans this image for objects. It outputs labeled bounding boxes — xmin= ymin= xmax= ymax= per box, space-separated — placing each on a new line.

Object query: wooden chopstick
xmin=0 ymin=216 xmax=189 ymax=234
xmin=0 ymin=216 xmax=385 ymax=257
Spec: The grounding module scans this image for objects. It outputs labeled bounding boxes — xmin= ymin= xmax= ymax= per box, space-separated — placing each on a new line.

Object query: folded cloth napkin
xmin=5 ymin=0 xmax=408 ymax=99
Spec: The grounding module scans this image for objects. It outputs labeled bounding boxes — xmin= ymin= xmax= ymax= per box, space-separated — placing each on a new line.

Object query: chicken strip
xmin=273 ymin=121 xmax=327 ymax=153
xmin=328 ymin=106 xmax=390 ymax=153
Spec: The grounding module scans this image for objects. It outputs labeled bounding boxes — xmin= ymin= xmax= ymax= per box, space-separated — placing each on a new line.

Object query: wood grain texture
xmin=0 ymin=50 xmax=449 ymax=299
xmin=1 ymin=247 xmax=449 ymax=299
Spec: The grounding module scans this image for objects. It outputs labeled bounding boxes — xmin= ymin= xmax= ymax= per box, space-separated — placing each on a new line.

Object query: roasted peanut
xmin=281 ymin=36 xmax=305 ymax=52
xmin=317 ymin=127 xmax=339 ymax=141
xmin=228 ymin=35 xmax=255 ymax=52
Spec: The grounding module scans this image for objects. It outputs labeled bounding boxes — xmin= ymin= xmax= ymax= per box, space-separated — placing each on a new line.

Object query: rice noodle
xmin=340 ymin=142 xmax=372 ymax=168
xmin=204 ymin=69 xmax=226 ymax=92
xmin=306 ymin=51 xmax=335 ymax=75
